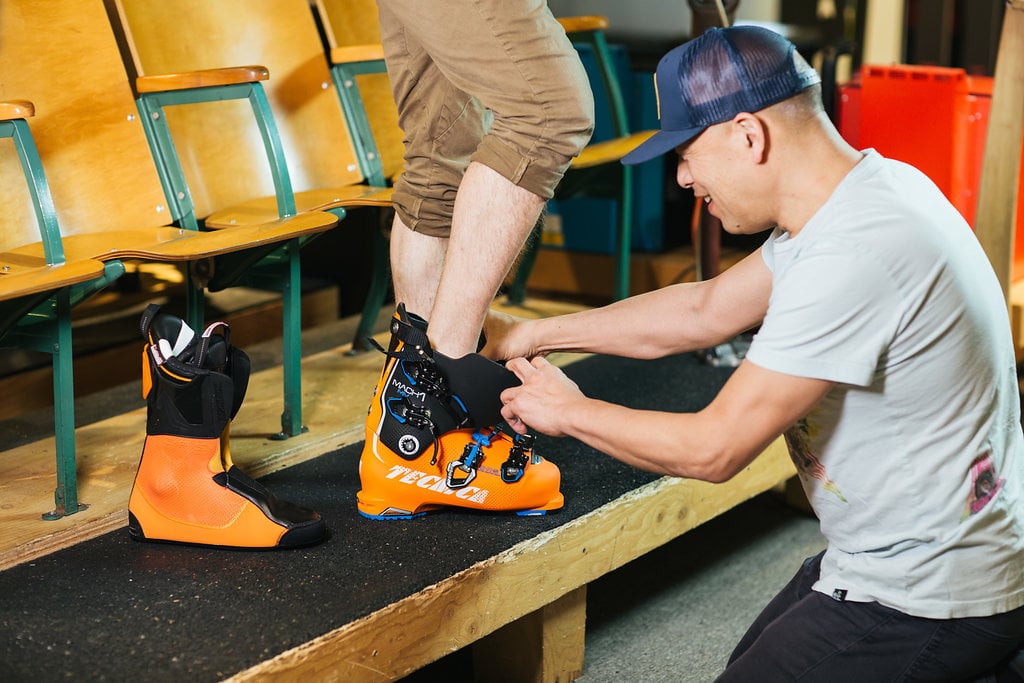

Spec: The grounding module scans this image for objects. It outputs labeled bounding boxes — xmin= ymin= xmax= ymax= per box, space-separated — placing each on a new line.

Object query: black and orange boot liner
xmin=358 ymin=303 xmax=563 ymax=519
xmin=128 ymin=304 xmax=326 ymax=549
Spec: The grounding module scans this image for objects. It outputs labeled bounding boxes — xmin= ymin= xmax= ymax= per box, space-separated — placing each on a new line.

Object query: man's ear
xmin=732 ymin=112 xmax=768 ymax=162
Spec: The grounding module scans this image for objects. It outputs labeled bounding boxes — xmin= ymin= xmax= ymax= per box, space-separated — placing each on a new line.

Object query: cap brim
xmin=621 ymin=127 xmax=704 ymax=166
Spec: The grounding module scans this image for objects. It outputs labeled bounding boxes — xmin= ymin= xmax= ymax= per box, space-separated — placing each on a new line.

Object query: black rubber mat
xmin=0 ymin=352 xmax=735 ymax=682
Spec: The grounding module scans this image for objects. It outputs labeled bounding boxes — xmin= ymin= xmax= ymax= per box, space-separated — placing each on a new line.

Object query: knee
xmin=478 ymin=76 xmax=595 ymax=199
xmin=550 ymin=82 xmax=596 ymax=158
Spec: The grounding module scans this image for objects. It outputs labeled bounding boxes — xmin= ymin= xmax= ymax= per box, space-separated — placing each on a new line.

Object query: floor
xmin=578 ymin=493 xmax=824 ymax=682
xmin=400 ymin=491 xmax=826 ymax=682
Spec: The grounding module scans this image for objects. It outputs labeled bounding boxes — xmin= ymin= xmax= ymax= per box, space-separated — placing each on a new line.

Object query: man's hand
xmin=501 ymin=356 xmax=584 ymax=436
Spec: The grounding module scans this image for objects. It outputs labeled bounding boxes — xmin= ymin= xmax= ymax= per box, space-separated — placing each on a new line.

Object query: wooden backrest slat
xmin=315 ymin=0 xmax=404 ymax=181
xmin=0 ymin=0 xmax=172 ymax=253
xmin=134 ymin=66 xmax=270 ymax=94
xmin=110 ymin=0 xmax=367 ymax=220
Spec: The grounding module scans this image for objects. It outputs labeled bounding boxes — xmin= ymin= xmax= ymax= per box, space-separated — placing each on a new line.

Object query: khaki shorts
xmin=378 ymin=0 xmax=594 ymax=237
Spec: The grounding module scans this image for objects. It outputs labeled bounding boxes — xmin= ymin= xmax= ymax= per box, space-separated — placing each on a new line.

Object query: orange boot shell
xmin=130 ymin=434 xmax=293 ymax=547
xmin=357 ymin=304 xmax=563 ymax=519
xmin=358 ymin=426 xmax=563 ymax=519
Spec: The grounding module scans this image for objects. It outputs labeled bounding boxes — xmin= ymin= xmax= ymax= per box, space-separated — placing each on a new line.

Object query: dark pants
xmin=717 ymin=552 xmax=1024 ymax=682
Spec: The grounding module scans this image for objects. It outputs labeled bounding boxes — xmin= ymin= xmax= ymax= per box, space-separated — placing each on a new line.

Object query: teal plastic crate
xmin=546 ymin=43 xmax=664 ymax=254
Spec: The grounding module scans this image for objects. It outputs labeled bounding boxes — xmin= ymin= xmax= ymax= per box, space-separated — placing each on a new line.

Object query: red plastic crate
xmin=838 ymin=64 xmax=1024 ymax=262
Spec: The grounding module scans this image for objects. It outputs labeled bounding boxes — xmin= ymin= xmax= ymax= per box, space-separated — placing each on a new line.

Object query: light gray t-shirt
xmin=747 ymin=149 xmax=1024 ymax=619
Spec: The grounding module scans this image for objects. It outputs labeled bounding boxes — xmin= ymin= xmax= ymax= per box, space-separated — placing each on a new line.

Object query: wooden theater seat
xmin=0 ymin=101 xmax=110 ymax=304
xmin=105 ymin=0 xmax=395 ymax=350
xmin=0 ymin=97 xmax=126 ymax=521
xmin=0 ymin=1 xmax=340 ymax=518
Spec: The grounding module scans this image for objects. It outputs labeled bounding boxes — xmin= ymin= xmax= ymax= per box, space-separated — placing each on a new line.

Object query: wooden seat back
xmin=0 ymin=0 xmax=170 ymax=247
xmin=108 ymin=0 xmax=373 ymax=221
xmin=0 ymin=100 xmax=113 ymax=303
xmin=314 ymin=0 xmax=404 ymax=182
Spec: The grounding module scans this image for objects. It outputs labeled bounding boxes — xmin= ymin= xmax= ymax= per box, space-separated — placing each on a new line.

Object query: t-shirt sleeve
xmin=747 ymin=241 xmax=901 ymax=386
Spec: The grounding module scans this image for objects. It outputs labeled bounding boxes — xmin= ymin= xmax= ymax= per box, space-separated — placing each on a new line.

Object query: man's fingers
xmin=505 ymin=356 xmax=535 ymax=381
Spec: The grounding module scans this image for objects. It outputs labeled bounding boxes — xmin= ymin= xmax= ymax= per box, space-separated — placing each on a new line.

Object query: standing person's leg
xmin=389 ymin=163 xmax=542 ymax=356
xmin=388 ymin=219 xmax=446 ymax=319
xmin=429 ymin=162 xmax=545 ymax=355
xmin=355 ymin=0 xmax=589 ymax=519
xmin=380 ymin=0 xmax=593 ymax=355
xmin=378 ymin=0 xmax=483 ymax=321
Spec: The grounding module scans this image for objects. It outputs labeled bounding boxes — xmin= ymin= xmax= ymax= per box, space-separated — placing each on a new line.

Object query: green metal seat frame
xmin=323 ymin=48 xmax=392 ymax=351
xmin=132 ymin=78 xmax=330 ymax=439
xmin=0 ymin=116 xmax=124 ymax=519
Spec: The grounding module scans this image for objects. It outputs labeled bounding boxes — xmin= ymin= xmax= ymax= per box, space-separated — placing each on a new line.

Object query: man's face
xmin=674 ymin=120 xmax=772 ymax=235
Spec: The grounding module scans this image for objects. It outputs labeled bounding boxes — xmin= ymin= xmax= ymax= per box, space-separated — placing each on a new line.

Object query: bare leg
xmin=427 ymin=161 xmax=545 ymax=357
xmin=389 ymin=213 xmax=447 ymax=318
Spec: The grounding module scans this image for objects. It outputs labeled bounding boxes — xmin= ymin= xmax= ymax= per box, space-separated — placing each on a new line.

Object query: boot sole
xmin=357 ymin=508 xmax=558 ymax=521
xmin=355 ymin=493 xmax=564 ymax=520
xmin=128 ymin=511 xmax=329 ymax=549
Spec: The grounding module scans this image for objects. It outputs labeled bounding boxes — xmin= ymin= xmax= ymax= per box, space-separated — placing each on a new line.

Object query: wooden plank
xmin=134 ymin=65 xmax=269 ymax=94
xmin=474 ymin=586 xmax=588 ymax=683
xmin=0 ymin=259 xmax=105 ymax=301
xmin=224 ymin=439 xmax=794 ymax=682
xmin=6 ymin=214 xmax=338 ymax=263
xmin=975 ymin=3 xmax=1024 ymax=300
xmin=0 ymin=100 xmax=34 ymax=120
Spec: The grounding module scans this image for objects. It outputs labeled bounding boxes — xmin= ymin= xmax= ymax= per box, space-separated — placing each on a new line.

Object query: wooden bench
xmin=0 ymin=0 xmax=340 ymax=518
xmin=0 ymin=314 xmax=796 ymax=681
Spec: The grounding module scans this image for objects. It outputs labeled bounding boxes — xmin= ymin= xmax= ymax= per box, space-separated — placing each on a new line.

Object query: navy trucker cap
xmin=622 ymin=25 xmax=821 ymax=166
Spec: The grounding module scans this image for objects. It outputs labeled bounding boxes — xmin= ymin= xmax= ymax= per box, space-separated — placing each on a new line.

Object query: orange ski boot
xmin=358 ymin=304 xmax=563 ymax=519
xmin=128 ymin=305 xmax=327 ymax=548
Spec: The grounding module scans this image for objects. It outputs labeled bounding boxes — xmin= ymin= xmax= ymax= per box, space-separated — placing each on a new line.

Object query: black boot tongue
xmin=433 ymin=352 xmax=520 ymax=427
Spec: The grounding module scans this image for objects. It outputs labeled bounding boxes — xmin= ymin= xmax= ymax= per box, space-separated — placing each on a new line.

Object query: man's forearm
xmin=529 ymin=282 xmax=738 ymax=359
